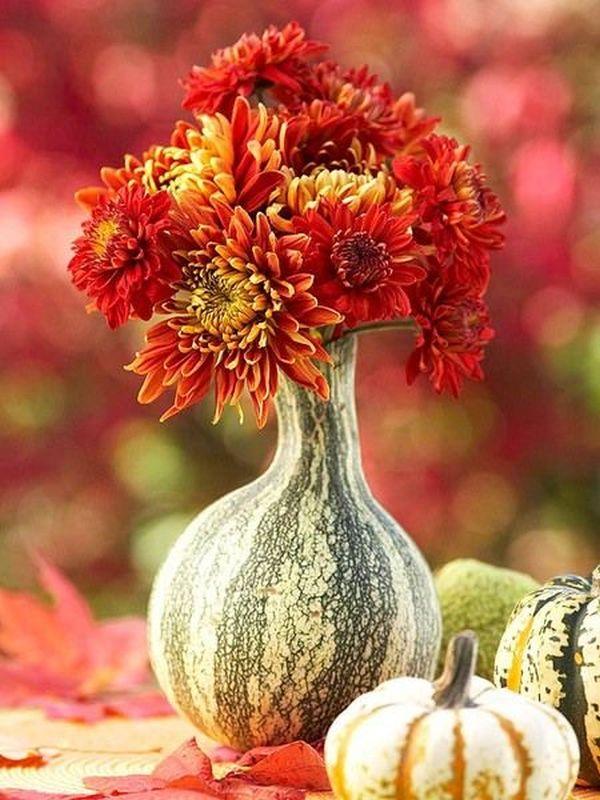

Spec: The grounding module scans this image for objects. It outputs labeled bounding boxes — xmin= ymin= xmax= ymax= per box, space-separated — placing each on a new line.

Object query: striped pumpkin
xmin=325 ymin=631 xmax=580 ymax=800
xmin=495 ymin=567 xmax=600 ymax=786
xmin=148 ymin=337 xmax=441 ymax=749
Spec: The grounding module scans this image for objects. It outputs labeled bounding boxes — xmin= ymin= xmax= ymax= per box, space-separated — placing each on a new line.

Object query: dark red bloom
xmin=282 ymin=65 xmax=437 ymax=173
xmin=182 ymin=22 xmax=326 ymax=115
xmin=406 ymin=274 xmax=495 ymax=396
xmin=394 ymin=134 xmax=505 ymax=262
xmin=68 ymin=184 xmax=178 ymax=329
xmin=296 ymin=200 xmax=425 ymax=327
xmin=285 ymin=99 xmax=374 ymax=173
xmin=305 ymin=62 xmax=438 ymax=159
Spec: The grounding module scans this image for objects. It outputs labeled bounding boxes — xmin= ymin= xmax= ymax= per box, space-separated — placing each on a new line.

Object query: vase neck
xmin=272 ymin=336 xmax=362 ymax=474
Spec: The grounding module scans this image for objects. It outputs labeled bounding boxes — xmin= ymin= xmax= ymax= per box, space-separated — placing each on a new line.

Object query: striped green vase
xmin=148 ymin=335 xmax=441 ymax=749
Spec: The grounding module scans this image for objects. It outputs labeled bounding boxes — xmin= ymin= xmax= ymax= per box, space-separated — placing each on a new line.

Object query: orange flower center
xmin=183 ymin=259 xmax=276 ymax=344
xmin=89 ymin=217 xmax=122 ymax=257
xmin=331 ymin=231 xmax=392 ymax=291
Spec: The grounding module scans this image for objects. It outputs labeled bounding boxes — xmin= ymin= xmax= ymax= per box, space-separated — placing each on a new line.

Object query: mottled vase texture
xmin=149 ymin=336 xmax=441 ymax=749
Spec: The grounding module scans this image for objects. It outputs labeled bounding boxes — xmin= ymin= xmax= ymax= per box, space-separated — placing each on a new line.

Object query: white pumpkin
xmin=325 ymin=631 xmax=580 ymax=800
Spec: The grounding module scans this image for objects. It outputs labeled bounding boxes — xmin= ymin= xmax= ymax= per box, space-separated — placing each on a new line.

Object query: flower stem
xmin=326 ymin=319 xmax=416 ymax=344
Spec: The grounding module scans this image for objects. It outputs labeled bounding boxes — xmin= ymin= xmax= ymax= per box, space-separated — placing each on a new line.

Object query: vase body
xmin=148 ymin=337 xmax=441 ymax=749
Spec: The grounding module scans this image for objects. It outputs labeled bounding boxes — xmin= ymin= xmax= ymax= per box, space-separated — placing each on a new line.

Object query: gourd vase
xmin=148 ymin=336 xmax=441 ymax=749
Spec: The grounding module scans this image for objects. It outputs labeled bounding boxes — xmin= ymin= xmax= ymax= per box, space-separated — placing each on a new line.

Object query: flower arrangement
xmin=69 ymin=21 xmax=505 ymax=427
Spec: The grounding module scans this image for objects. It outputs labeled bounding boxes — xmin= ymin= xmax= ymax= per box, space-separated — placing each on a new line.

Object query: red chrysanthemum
xmin=295 ymin=200 xmax=425 ymax=328
xmin=182 ymin=22 xmax=326 ymax=116
xmin=69 ymin=184 xmax=178 ymax=329
xmin=284 ymin=99 xmax=379 ymax=173
xmin=406 ymin=273 xmax=495 ymax=396
xmin=127 ymin=201 xmax=341 ymax=426
xmin=304 ymin=62 xmax=438 ymax=159
xmin=394 ymin=134 xmax=505 ymax=263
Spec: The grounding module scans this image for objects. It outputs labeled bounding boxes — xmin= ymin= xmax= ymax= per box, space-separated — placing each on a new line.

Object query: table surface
xmin=0 ymin=710 xmax=196 ymax=794
xmin=0 ymin=710 xmax=596 ymax=798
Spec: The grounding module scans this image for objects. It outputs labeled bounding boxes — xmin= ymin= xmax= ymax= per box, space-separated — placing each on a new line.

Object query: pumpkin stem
xmin=432 ymin=630 xmax=478 ymax=709
xmin=591 ymin=567 xmax=600 ymax=597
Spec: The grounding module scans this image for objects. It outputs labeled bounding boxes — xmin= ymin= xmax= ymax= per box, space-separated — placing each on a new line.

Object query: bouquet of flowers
xmin=69 ymin=21 xmax=505 ymax=427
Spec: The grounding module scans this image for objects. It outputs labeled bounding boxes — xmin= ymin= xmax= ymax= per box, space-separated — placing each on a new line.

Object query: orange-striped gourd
xmin=325 ymin=631 xmax=579 ymax=800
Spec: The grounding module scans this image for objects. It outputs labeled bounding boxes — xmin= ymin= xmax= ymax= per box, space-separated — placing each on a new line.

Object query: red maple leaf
xmin=0 ymin=557 xmax=172 ymax=721
xmin=2 ymin=739 xmax=331 ymax=800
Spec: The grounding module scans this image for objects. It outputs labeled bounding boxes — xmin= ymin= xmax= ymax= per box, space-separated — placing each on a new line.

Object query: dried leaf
xmin=0 ymin=557 xmax=172 ymax=721
xmin=236 ymin=742 xmax=324 ymax=769
xmin=218 ymin=784 xmax=303 ymax=800
xmin=99 ymin=792 xmax=210 ymax=800
xmin=150 ymin=739 xmax=328 ymax=798
xmin=207 ymin=746 xmax=241 ymax=765
xmin=151 ymin=740 xmax=215 ymax=786
xmin=0 ymin=738 xmax=331 ymax=800
xmin=242 ymin=743 xmax=329 ymax=791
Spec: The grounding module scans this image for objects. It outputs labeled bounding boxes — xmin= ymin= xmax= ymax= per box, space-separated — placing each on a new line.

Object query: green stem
xmin=325 ymin=319 xmax=415 ymax=345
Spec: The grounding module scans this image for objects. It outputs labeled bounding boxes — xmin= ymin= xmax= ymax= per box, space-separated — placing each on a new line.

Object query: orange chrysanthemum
xmin=296 ymin=200 xmax=425 ymax=327
xmin=127 ymin=202 xmax=340 ymax=426
xmin=182 ymin=22 xmax=326 ymax=115
xmin=267 ymin=166 xmax=409 ymax=233
xmin=74 ymin=130 xmax=205 ymax=212
xmin=183 ymin=98 xmax=291 ymax=210
xmin=304 ymin=62 xmax=438 ymax=160
xmin=75 ymin=98 xmax=290 ymax=214
xmin=69 ymin=184 xmax=178 ymax=329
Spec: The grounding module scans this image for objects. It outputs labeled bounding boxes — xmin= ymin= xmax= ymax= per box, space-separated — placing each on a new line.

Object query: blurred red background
xmin=1 ymin=0 xmax=598 ymax=611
